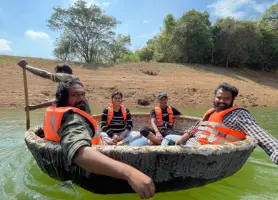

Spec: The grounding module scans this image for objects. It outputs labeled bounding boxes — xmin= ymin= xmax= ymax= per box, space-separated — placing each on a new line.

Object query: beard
xmin=75 ymin=101 xmax=91 ymax=114
xmin=213 ymin=100 xmax=234 ymax=111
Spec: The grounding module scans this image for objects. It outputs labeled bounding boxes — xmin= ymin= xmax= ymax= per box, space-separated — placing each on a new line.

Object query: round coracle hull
xmin=25 ymin=114 xmax=257 ymax=194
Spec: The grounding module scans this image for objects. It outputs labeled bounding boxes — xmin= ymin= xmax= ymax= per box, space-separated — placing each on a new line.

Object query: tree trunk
xmin=211 ymin=47 xmax=214 ymax=65
xmin=261 ymin=39 xmax=265 ymax=71
xmin=225 ymin=51 xmax=230 ymax=68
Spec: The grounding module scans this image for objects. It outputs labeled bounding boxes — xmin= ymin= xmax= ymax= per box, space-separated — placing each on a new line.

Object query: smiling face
xmin=112 ymin=94 xmax=122 ymax=106
xmin=158 ymin=97 xmax=168 ymax=109
xmin=67 ymin=83 xmax=88 ymax=112
xmin=213 ymin=89 xmax=234 ymax=111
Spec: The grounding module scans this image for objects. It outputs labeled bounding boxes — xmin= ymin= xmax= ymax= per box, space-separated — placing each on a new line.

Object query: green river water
xmin=0 ymin=107 xmax=277 ymax=200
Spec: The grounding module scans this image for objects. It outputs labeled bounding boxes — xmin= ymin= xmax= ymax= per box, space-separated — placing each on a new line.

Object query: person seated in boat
xmin=43 ymin=78 xmax=156 ymax=199
xmin=99 ymin=91 xmax=141 ymax=145
xmin=131 ymin=93 xmax=182 ymax=146
xmin=17 ymin=59 xmax=80 ymax=111
xmin=162 ymin=82 xmax=278 ymax=165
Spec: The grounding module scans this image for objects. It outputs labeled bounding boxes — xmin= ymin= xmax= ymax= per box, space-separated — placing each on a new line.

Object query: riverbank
xmin=1 ymin=55 xmax=278 ymax=110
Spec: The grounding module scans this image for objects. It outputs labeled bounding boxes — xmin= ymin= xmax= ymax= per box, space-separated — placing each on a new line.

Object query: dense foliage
xmin=49 ymin=1 xmax=278 ymax=71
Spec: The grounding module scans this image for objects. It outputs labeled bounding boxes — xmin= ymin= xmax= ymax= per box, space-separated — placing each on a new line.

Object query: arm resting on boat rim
xmin=236 ymin=110 xmax=278 ymax=165
xmin=150 ymin=109 xmax=163 ymax=141
xmin=74 ymin=146 xmax=155 ymax=199
xmin=150 ymin=118 xmax=162 ymax=136
xmin=150 ymin=111 xmax=160 ymax=133
xmin=175 ymin=121 xmax=200 ymax=145
xmin=58 ymin=111 xmax=155 ymax=199
xmin=176 ymin=132 xmax=192 ymax=145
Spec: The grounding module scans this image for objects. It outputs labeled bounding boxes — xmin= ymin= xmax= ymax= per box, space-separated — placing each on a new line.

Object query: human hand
xmin=155 ymin=131 xmax=163 ymax=140
xmin=112 ymin=135 xmax=121 ymax=142
xmin=105 ymin=139 xmax=117 ymax=145
xmin=175 ymin=137 xmax=184 ymax=145
xmin=125 ymin=169 xmax=156 ymax=199
xmin=17 ymin=60 xmax=28 ymax=68
xmin=119 ymin=134 xmax=125 ymax=141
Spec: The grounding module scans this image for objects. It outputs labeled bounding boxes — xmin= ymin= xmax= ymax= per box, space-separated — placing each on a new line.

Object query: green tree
xmin=137 ymin=47 xmax=153 ymax=61
xmin=172 ymin=9 xmax=213 ymax=63
xmin=53 ymin=34 xmax=75 ymax=61
xmin=109 ymin=34 xmax=131 ymax=62
xmin=163 ymin=14 xmax=176 ymax=36
xmin=258 ymin=4 xmax=278 ymax=71
xmin=152 ymin=35 xmax=178 ymax=62
xmin=212 ymin=18 xmax=259 ymax=68
xmin=261 ymin=4 xmax=278 ymax=31
xmin=47 ymin=0 xmax=118 ymax=63
xmin=120 ymin=53 xmax=140 ymax=62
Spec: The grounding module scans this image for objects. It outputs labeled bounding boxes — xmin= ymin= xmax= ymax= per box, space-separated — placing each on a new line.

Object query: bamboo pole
xmin=22 ymin=68 xmax=30 ymax=130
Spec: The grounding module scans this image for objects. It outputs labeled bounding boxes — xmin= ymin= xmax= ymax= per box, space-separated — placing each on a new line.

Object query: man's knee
xmin=129 ymin=131 xmax=141 ymax=138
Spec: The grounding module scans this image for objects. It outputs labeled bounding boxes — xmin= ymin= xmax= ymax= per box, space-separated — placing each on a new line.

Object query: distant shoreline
xmin=1 ymin=55 xmax=278 ymax=110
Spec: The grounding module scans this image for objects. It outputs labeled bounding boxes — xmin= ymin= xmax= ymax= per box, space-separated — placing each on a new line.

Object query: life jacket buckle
xmin=207 ymin=135 xmax=215 ymax=143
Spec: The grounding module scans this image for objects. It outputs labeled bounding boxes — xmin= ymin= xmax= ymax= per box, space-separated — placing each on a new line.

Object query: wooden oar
xmin=26 ymin=100 xmax=54 ymax=111
xmin=22 ymin=66 xmax=30 ymax=130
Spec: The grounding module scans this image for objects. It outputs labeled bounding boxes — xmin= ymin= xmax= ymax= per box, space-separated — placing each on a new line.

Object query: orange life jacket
xmin=195 ymin=106 xmax=246 ymax=145
xmin=107 ymin=104 xmax=127 ymax=125
xmin=154 ymin=106 xmax=174 ymax=127
xmin=43 ymin=106 xmax=104 ymax=145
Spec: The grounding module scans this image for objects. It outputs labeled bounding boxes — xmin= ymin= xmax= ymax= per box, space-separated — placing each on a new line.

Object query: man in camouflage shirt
xmin=47 ymin=79 xmax=156 ymax=199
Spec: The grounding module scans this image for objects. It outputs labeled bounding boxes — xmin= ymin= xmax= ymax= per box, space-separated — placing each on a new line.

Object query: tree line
xmin=49 ymin=0 xmax=278 ymax=71
xmin=135 ymin=4 xmax=278 ymax=71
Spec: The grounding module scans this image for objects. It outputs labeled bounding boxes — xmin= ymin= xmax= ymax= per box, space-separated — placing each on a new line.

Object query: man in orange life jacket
xmin=43 ymin=79 xmax=155 ymax=199
xmin=161 ymin=83 xmax=278 ymax=165
xmin=134 ymin=93 xmax=182 ymax=146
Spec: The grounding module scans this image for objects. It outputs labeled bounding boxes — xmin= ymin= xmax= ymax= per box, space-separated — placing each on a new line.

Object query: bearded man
xmin=161 ymin=82 xmax=278 ymax=165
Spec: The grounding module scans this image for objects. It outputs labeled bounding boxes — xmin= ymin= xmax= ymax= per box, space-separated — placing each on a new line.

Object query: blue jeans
xmin=128 ymin=135 xmax=192 ymax=146
xmin=129 ymin=137 xmax=149 ymax=146
xmin=101 ymin=131 xmax=142 ymax=145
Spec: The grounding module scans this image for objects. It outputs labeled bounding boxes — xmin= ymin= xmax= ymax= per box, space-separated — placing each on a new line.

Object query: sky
xmin=0 ymin=0 xmax=276 ymax=59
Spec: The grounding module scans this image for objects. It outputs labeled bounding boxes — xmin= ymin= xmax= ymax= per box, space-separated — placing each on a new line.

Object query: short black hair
xmin=55 ymin=64 xmax=73 ymax=74
xmin=158 ymin=93 xmax=168 ymax=99
xmin=55 ymin=79 xmax=83 ymax=107
xmin=214 ymin=82 xmax=239 ymax=98
xmin=111 ymin=91 xmax=123 ymax=99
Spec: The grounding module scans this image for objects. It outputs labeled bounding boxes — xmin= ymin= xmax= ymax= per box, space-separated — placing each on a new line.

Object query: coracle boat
xmin=25 ymin=114 xmax=257 ymax=194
